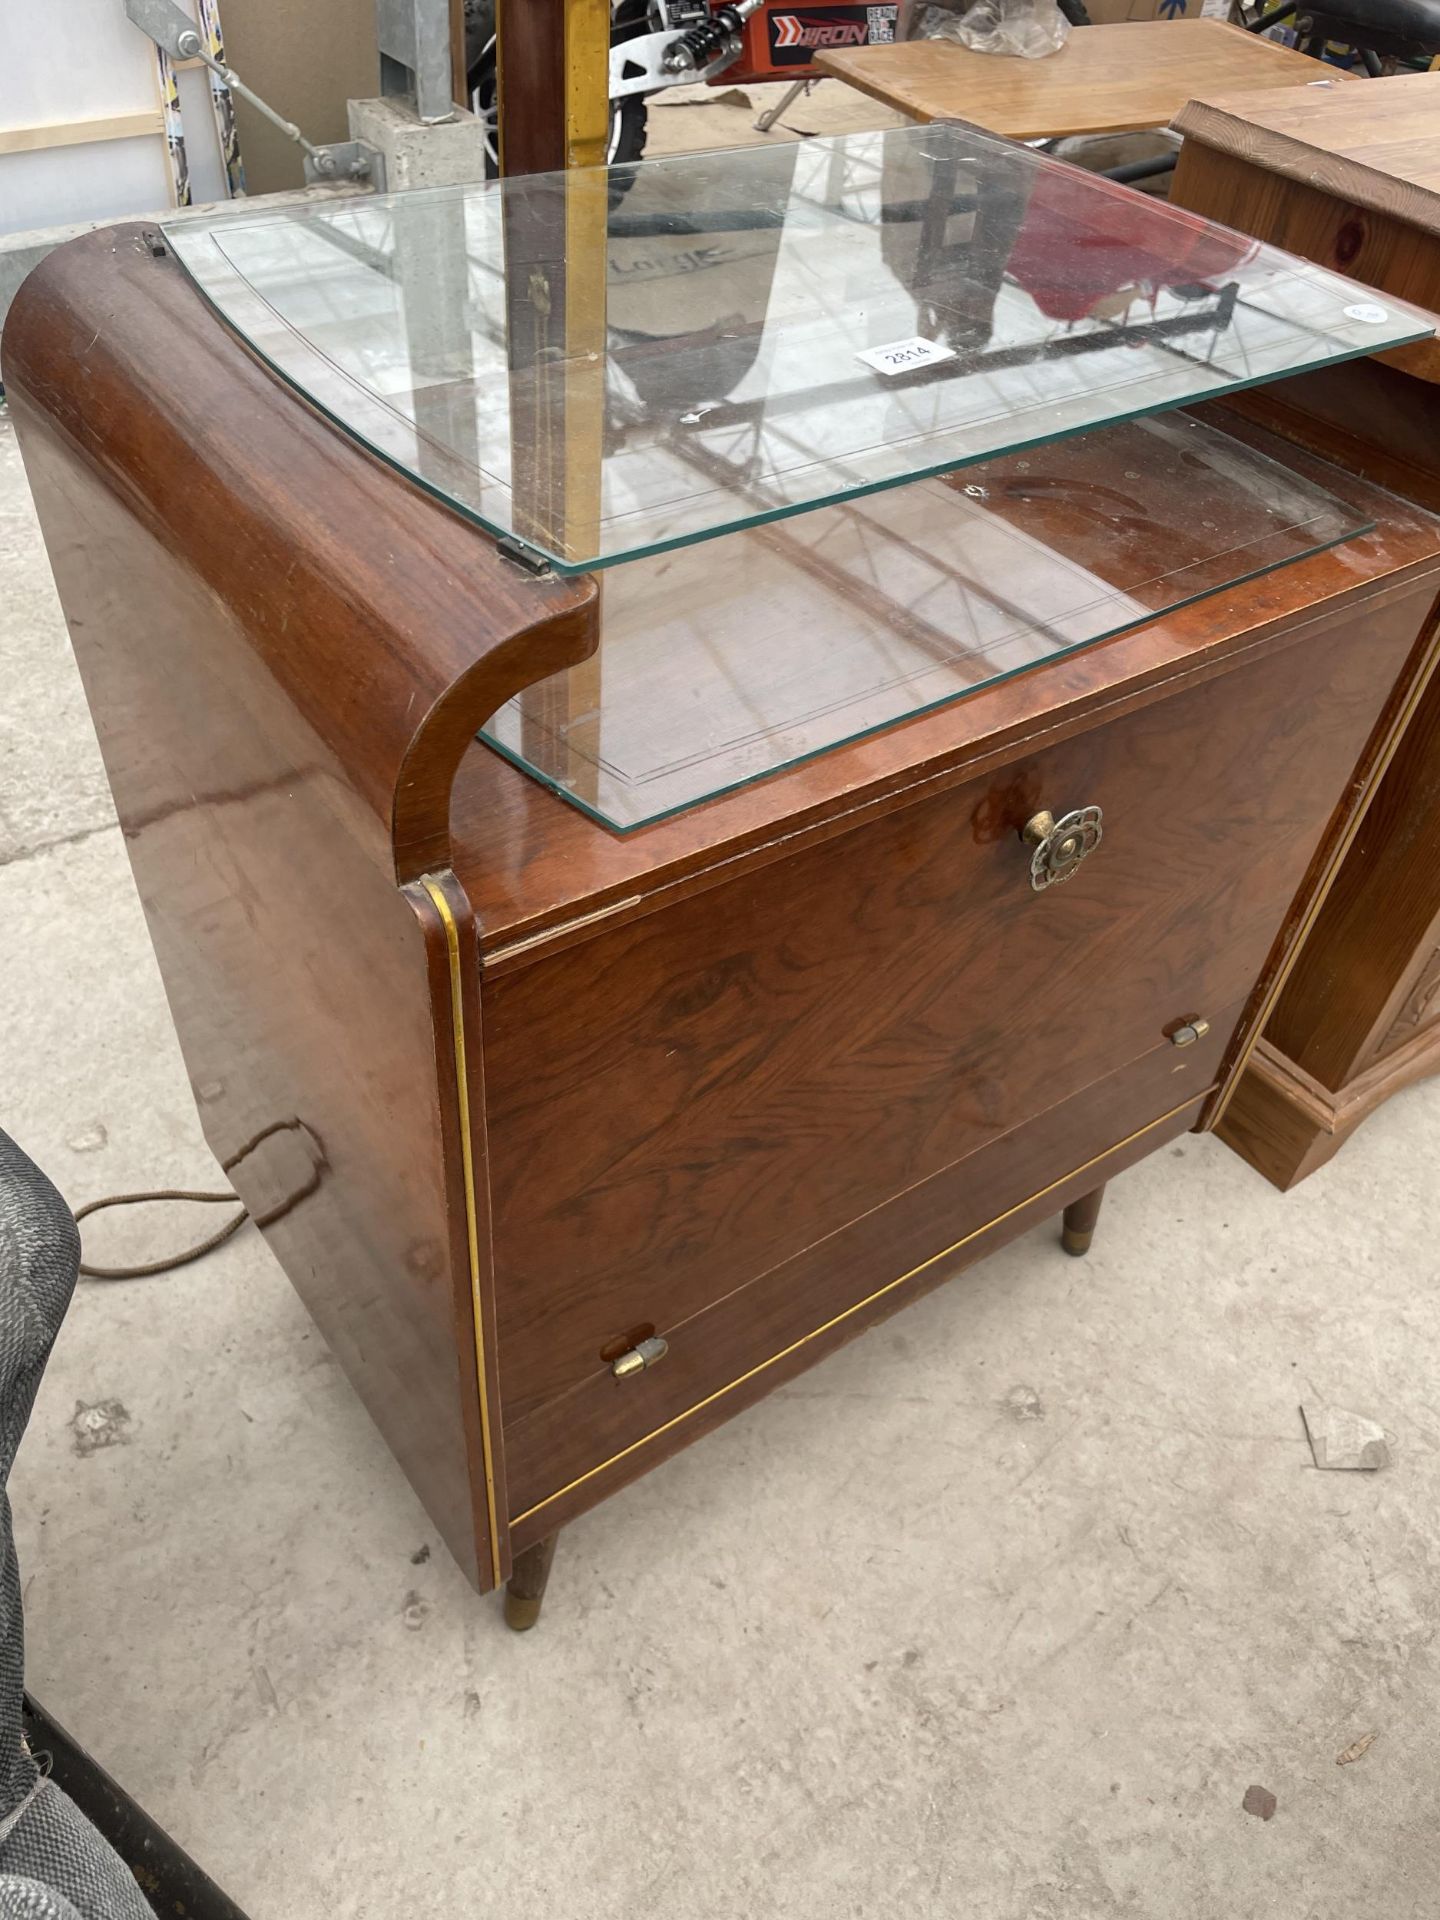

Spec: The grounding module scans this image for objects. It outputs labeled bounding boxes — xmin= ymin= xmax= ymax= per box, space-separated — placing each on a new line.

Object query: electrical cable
xmin=73 ymin=1190 xmax=249 ymax=1280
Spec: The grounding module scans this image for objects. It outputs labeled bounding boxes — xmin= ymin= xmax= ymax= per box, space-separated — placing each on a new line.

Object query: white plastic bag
xmin=931 ymin=0 xmax=1071 ymax=59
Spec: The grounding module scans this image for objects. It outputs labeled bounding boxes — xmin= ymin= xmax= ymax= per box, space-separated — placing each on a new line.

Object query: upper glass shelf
xmin=164 ymin=124 xmax=1434 ymax=573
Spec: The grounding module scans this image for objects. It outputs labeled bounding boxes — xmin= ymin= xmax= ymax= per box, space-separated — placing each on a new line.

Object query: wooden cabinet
xmin=490 ymin=614 xmax=1409 ymax=1404
xmin=9 ymin=185 xmax=1440 ymax=1621
xmin=487 ymin=587 xmax=1432 ymax=1535
xmin=1172 ymin=75 xmax=1440 ymax=1186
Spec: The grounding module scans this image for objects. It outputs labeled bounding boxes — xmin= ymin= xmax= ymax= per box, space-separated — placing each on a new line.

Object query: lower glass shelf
xmin=479 ymin=412 xmax=1369 ymax=832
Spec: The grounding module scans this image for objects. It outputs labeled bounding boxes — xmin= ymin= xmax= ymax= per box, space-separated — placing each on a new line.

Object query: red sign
xmin=773 ymin=12 xmax=870 ymax=46
xmin=728 ymin=2 xmax=897 ymax=82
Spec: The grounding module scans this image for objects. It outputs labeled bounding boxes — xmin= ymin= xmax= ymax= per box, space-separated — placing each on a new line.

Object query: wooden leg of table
xmin=1061 ymin=1185 xmax=1106 ymax=1258
xmin=504 ymin=1532 xmax=560 ymax=1631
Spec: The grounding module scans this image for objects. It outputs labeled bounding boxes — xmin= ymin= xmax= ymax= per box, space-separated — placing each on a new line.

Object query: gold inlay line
xmin=511 ymin=1092 xmax=1204 ymax=1528
xmin=421 ymin=876 xmax=504 ymax=1590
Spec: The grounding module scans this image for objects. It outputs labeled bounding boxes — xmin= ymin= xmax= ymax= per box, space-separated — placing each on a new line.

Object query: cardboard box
xmin=1083 ymin=0 xmax=1204 ymax=20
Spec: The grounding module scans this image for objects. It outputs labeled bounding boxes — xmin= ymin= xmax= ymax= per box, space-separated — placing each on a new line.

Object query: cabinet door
xmin=484 ymin=592 xmax=1422 ymax=1426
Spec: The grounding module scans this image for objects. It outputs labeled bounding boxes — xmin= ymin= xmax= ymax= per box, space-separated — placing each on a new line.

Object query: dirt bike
xmin=463 ymin=0 xmax=904 ymax=173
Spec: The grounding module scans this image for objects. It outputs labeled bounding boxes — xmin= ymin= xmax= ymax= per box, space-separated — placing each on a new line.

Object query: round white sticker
xmin=1343 ymin=303 xmax=1390 ymax=325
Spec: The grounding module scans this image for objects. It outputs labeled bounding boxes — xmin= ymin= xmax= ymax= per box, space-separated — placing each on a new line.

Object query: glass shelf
xmin=478 ymin=412 xmax=1369 ymax=831
xmin=164 ymin=124 xmax=1432 ymax=574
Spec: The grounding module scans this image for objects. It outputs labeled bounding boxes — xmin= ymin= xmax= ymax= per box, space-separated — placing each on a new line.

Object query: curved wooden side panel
xmin=0 ymin=225 xmax=600 ymax=1588
xmin=2 ymin=223 xmax=598 ymax=881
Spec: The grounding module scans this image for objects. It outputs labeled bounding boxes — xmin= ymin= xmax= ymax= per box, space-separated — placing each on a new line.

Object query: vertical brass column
xmin=497 ymin=0 xmax=610 ymax=800
xmin=494 ymin=0 xmax=612 ymax=176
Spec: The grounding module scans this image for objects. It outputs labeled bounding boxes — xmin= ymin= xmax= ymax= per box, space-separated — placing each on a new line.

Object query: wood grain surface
xmin=1263 ymin=616 xmax=1440 ymax=1090
xmin=1173 ymin=75 xmax=1440 ymax=236
xmin=814 ymin=21 xmax=1343 ymax=142
xmin=506 ymin=1077 xmax=1213 ymax=1540
xmin=1219 ymin=1018 xmax=1440 ymax=1188
xmin=494 ymin=0 xmax=570 ymax=176
xmin=3 ymin=225 xmax=599 ymax=885
xmin=1173 ymin=76 xmax=1440 ymax=1184
xmin=485 ymin=588 xmax=1429 ymax=1435
xmin=1 ymin=225 xmax=598 ymax=1587
xmin=1171 ymin=127 xmax=1440 ymax=383
xmin=1222 ymin=363 xmax=1440 ymax=513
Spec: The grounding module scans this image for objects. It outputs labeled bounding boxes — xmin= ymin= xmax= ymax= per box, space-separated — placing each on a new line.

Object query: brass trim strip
xmin=486 ymin=894 xmax=644 ymax=970
xmin=511 ymin=1092 xmax=1203 ymax=1528
xmin=1209 ymin=610 xmax=1440 ymax=1130
xmin=565 ymin=0 xmax=613 ymax=169
xmin=420 ymin=877 xmax=504 ymax=1591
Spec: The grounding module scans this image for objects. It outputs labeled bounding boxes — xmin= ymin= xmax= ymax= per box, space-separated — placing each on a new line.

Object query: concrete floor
xmin=5 ymin=89 xmax=1440 ymax=1920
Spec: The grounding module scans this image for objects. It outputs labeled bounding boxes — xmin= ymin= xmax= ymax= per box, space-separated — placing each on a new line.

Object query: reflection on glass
xmin=164 ymin=124 xmax=1431 ymax=572
xmin=480 ymin=413 xmax=1370 ymax=830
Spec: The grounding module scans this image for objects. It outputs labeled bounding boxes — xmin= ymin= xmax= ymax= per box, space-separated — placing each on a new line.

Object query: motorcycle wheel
xmin=468 ymin=28 xmax=649 ymax=178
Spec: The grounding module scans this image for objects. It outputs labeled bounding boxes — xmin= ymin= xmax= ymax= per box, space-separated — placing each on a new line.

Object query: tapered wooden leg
xmin=1061 ymin=1184 xmax=1106 ymax=1257
xmin=504 ymin=1531 xmax=559 ymax=1632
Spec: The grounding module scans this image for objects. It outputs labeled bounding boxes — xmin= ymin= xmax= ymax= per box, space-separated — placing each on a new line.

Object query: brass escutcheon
xmin=1022 ymin=805 xmax=1104 ymax=892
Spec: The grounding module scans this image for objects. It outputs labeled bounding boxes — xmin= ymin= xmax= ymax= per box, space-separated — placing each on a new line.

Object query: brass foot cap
xmin=1061 ymin=1227 xmax=1094 ymax=1257
xmin=504 ymin=1590 xmax=544 ymax=1632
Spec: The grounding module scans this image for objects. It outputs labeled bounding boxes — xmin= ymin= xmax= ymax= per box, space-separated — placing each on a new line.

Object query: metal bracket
xmin=304 ymin=141 xmax=387 ymax=189
xmin=496 ymin=536 xmax=555 ymax=577
xmin=608 ymin=28 xmax=739 ymax=97
xmin=124 ymin=0 xmax=199 ymax=57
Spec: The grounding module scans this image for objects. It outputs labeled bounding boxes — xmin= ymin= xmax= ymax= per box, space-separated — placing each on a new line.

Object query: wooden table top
xmin=1173 ymin=72 xmax=1440 ymax=238
xmin=814 ymin=20 xmax=1350 ymax=142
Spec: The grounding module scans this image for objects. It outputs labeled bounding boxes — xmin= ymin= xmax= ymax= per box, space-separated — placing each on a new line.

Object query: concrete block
xmin=347 ymin=94 xmax=492 ymax=190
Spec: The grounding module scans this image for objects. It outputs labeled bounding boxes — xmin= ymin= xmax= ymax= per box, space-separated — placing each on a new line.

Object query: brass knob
xmin=1021 ymin=805 xmax=1103 ymax=892
xmin=1171 ymin=1018 xmax=1211 ymax=1049
xmin=611 ymin=1335 xmax=668 ymax=1379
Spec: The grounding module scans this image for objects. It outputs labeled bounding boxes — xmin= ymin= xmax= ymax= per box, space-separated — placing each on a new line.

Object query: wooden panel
xmin=485 ymin=592 xmax=1425 ymax=1425
xmin=1170 ymin=142 xmax=1440 ymax=383
xmin=1380 ymin=942 xmax=1440 ymax=1057
xmin=495 ymin=0 xmax=569 ymax=175
xmin=219 ymin=0 xmax=379 ymax=195
xmin=450 ymin=0 xmax=469 ymax=109
xmin=1219 ymin=1019 xmax=1440 ymax=1188
xmin=1223 ymin=362 xmax=1440 ymax=515
xmin=0 ymin=112 xmax=163 ymax=155
xmin=1172 ymin=76 xmax=1440 ymax=1180
xmin=494 ymin=0 xmax=612 ymax=175
xmin=1265 ymin=641 xmax=1440 ymax=1088
xmin=1173 ymin=75 xmax=1440 ymax=235
xmin=1213 ymin=1036 xmax=1338 ymax=1190
xmin=505 ymin=1065 xmax=1215 ymax=1535
xmin=0 ymin=0 xmax=174 ymax=231
xmin=3 ymin=225 xmax=599 ymax=885
xmin=0 ymin=225 xmax=601 ymax=1592
xmin=813 ymin=22 xmax=1344 ymax=142
xmin=8 ymin=390 xmax=503 ymax=1586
